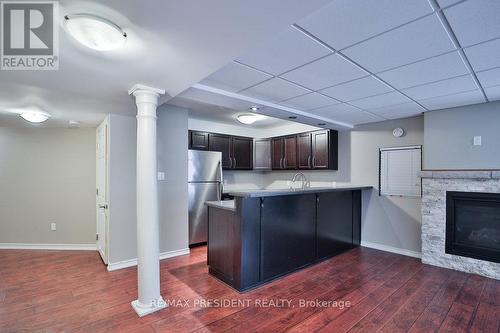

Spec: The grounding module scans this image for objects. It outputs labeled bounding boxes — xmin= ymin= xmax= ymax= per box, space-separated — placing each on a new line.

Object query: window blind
xmin=379 ymin=146 xmax=422 ymax=197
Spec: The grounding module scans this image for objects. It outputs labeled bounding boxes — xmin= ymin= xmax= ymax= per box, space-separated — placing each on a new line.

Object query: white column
xmin=128 ymin=84 xmax=166 ymax=317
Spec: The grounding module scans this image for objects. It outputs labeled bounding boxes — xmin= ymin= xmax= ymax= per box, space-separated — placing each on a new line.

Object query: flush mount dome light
xmin=64 ymin=14 xmax=127 ymax=51
xmin=237 ymin=114 xmax=258 ymax=125
xmin=20 ymin=111 xmax=51 ymax=123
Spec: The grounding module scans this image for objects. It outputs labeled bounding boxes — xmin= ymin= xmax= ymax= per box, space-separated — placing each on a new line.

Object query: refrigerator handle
xmin=217 ymin=161 xmax=223 ymax=201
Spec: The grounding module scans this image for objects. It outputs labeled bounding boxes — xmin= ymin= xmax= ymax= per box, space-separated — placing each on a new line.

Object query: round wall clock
xmin=392 ymin=127 xmax=405 ymax=138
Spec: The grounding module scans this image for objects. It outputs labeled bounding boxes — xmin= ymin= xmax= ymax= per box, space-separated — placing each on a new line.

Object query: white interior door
xmin=96 ymin=120 xmax=108 ymax=263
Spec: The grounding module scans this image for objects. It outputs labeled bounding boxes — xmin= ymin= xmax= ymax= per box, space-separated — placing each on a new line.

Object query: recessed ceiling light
xmin=318 ymin=123 xmax=326 ymax=126
xmin=250 ymin=106 xmax=259 ymax=111
xmin=64 ymin=14 xmax=127 ymax=51
xmin=288 ymin=116 xmax=297 ymax=119
xmin=20 ymin=111 xmax=51 ymax=123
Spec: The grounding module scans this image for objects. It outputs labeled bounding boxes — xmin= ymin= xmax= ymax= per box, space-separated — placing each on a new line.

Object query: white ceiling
xmin=181 ymin=0 xmax=500 ymax=129
xmin=0 ymin=0 xmax=332 ymax=127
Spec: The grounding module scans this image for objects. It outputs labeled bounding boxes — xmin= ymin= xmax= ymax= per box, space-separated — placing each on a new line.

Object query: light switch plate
xmin=473 ymin=136 xmax=482 ymax=146
xmin=51 ymin=223 xmax=56 ymax=231
xmin=157 ymin=172 xmax=165 ymax=181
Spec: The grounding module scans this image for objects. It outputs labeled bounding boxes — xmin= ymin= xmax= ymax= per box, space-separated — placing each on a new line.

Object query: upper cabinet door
xmin=297 ymin=132 xmax=312 ymax=169
xmin=209 ymin=134 xmax=232 ymax=169
xmin=312 ymin=130 xmax=330 ymax=169
xmin=189 ymin=131 xmax=209 ymax=150
xmin=254 ymin=139 xmax=271 ymax=170
xmin=271 ymin=137 xmax=284 ymax=169
xmin=312 ymin=130 xmax=338 ymax=170
xmin=283 ymin=136 xmax=298 ymax=169
xmin=232 ymin=137 xmax=253 ymax=170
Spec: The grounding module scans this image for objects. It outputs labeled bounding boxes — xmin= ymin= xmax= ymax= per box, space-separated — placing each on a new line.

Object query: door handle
xmin=99 ymin=204 xmax=108 ymax=209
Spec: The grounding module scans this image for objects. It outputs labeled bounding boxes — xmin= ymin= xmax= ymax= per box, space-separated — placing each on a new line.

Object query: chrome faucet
xmin=291 ymin=172 xmax=309 ymax=189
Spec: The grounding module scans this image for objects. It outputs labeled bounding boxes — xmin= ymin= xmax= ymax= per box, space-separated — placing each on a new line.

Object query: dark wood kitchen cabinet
xmin=297 ymin=132 xmax=312 ymax=169
xmin=271 ymin=137 xmax=284 ymax=169
xmin=312 ymin=130 xmax=338 ymax=170
xmin=208 ymin=133 xmax=232 ymax=168
xmin=254 ymin=139 xmax=271 ymax=170
xmin=283 ymin=135 xmax=298 ymax=169
xmin=232 ymin=137 xmax=253 ymax=170
xmin=208 ymin=133 xmax=253 ymax=170
xmin=260 ymin=194 xmax=317 ymax=281
xmin=189 ymin=131 xmax=209 ymax=150
xmin=316 ymin=191 xmax=357 ymax=259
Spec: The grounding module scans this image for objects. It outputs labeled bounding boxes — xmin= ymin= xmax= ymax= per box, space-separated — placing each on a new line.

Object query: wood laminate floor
xmin=0 ymin=246 xmax=498 ymax=332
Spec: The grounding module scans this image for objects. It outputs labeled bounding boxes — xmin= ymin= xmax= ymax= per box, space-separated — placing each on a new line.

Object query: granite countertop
xmin=227 ymin=185 xmax=373 ymax=198
xmin=205 ymin=200 xmax=236 ymax=212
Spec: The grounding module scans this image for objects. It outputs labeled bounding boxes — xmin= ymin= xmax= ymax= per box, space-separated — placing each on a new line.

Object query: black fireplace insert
xmin=446 ymin=191 xmax=500 ymax=263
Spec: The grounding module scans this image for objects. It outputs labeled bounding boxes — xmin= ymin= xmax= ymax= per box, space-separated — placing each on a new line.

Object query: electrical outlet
xmin=473 ymin=136 xmax=482 ymax=146
xmin=51 ymin=223 xmax=57 ymax=231
xmin=157 ymin=172 xmax=165 ymax=181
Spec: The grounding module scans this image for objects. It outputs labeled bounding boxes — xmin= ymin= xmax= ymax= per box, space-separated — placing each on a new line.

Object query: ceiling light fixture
xmin=237 ymin=114 xmax=258 ymax=125
xmin=250 ymin=106 xmax=259 ymax=112
xmin=288 ymin=116 xmax=297 ymax=119
xmin=20 ymin=111 xmax=51 ymax=123
xmin=318 ymin=123 xmax=326 ymax=126
xmin=64 ymin=14 xmax=127 ymax=51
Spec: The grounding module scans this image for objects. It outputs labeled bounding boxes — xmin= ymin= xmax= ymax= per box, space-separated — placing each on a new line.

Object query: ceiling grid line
xmin=428 ymin=0 xmax=489 ymax=102
xmin=291 ymin=23 xmax=429 ymax=112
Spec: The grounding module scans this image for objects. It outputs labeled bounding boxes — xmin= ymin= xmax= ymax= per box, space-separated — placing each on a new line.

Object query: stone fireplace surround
xmin=420 ymin=170 xmax=500 ymax=280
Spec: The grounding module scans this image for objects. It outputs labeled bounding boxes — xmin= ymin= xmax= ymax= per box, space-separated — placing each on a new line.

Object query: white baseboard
xmin=361 ymin=241 xmax=421 ymax=259
xmin=107 ymin=248 xmax=190 ymax=271
xmin=0 ymin=243 xmax=97 ymax=251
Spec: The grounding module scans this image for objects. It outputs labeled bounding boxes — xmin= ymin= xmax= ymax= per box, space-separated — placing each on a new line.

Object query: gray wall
xmin=107 ymin=114 xmax=137 ymax=263
xmin=157 ymin=105 xmax=189 ymax=254
xmin=0 ymin=126 xmax=96 ymax=245
xmin=107 ymin=106 xmax=189 ymax=265
xmin=424 ymin=101 xmax=500 ymax=170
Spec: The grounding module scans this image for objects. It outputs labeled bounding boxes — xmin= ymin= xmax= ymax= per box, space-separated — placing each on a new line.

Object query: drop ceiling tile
xmin=280 ymin=92 xmax=339 ymax=110
xmin=343 ymin=14 xmax=456 ymax=73
xmin=437 ymin=0 xmax=462 ymax=7
xmin=200 ymin=62 xmax=272 ymax=92
xmin=369 ymin=102 xmax=425 ymax=119
xmin=240 ymin=77 xmax=311 ymax=103
xmin=236 ymin=27 xmax=332 ymax=76
xmin=485 ymin=85 xmax=500 ymax=101
xmin=402 ymin=75 xmax=478 ymax=100
xmin=310 ymin=103 xmax=383 ymax=125
xmin=281 ymin=54 xmax=367 ymax=90
xmin=320 ymin=76 xmax=393 ymax=102
xmin=349 ymin=91 xmax=411 ymax=110
xmin=297 ymin=0 xmax=433 ymax=50
xmin=443 ymin=0 xmax=500 ymax=47
xmin=463 ymin=38 xmax=500 ymax=72
xmin=476 ymin=67 xmax=500 ymax=88
xmin=418 ymin=90 xmax=485 ymax=110
xmin=378 ymin=52 xmax=469 ymax=89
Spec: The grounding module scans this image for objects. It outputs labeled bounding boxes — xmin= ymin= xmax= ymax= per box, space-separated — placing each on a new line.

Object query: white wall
xmin=424 ymin=101 xmax=500 ymax=170
xmin=0 ymin=126 xmax=96 ymax=246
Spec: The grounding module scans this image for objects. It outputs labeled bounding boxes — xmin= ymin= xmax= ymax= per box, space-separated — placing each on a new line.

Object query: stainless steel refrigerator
xmin=188 ymin=150 xmax=223 ymax=246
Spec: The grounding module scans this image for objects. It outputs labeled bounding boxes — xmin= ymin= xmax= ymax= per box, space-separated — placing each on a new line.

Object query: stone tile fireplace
xmin=420 ymin=170 xmax=500 ymax=279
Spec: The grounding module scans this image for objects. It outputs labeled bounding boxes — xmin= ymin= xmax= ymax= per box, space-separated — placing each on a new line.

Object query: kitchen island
xmin=206 ymin=185 xmax=372 ymax=291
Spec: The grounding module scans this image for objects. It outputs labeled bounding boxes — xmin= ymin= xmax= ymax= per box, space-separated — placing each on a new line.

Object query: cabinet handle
xmin=284 ymin=158 xmax=287 ymax=169
xmin=279 ymin=157 xmax=283 ymax=169
xmin=308 ymin=155 xmax=311 ymax=168
xmin=312 ymin=156 xmax=316 ymax=168
xmin=229 ymin=157 xmax=233 ymax=168
xmin=233 ymin=157 xmax=236 ymax=168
